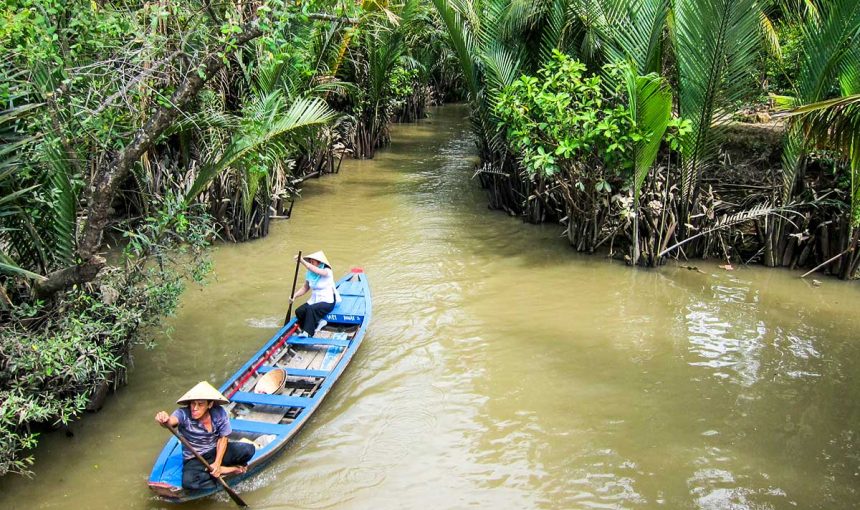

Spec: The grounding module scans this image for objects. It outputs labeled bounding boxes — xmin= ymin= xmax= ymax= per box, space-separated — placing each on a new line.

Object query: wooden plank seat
xmin=257 ymin=366 xmax=329 ymax=378
xmin=230 ymin=419 xmax=290 ymax=435
xmin=231 ymin=392 xmax=315 ymax=408
xmin=288 ymin=336 xmax=350 ymax=348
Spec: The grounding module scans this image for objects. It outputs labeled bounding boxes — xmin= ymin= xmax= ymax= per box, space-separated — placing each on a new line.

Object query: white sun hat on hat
xmin=303 ymin=250 xmax=332 ymax=269
xmin=176 ymin=381 xmax=230 ymax=406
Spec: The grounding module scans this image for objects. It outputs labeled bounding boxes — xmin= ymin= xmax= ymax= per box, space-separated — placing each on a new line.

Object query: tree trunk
xmin=36 ymin=20 xmax=265 ymax=297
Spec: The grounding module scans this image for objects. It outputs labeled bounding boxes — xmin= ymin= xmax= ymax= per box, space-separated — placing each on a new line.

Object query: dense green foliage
xmin=495 ymin=55 xmax=636 ymax=249
xmin=432 ymin=0 xmax=860 ymax=275
xmin=497 ymin=54 xmax=635 ymax=180
xmin=0 ymin=197 xmax=215 ymax=476
xmin=495 ymin=53 xmax=687 ymax=254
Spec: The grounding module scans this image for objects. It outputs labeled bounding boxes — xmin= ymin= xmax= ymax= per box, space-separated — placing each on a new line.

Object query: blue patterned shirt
xmin=171 ymin=405 xmax=232 ymax=460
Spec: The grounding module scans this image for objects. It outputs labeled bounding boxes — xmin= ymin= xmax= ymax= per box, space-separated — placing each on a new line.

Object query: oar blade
xmin=222 ymin=482 xmax=249 ymax=507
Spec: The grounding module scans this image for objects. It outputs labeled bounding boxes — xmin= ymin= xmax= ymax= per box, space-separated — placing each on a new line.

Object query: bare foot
xmin=221 ymin=465 xmax=248 ymax=476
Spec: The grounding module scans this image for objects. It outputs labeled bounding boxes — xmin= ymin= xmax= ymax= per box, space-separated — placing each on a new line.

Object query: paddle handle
xmin=166 ymin=425 xmax=248 ymax=508
xmin=283 ymin=250 xmax=303 ymax=326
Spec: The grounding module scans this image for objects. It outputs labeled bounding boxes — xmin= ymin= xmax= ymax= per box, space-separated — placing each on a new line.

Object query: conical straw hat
xmin=253 ymin=367 xmax=287 ymax=395
xmin=304 ymin=251 xmax=332 ymax=269
xmin=176 ymin=381 xmax=230 ymax=405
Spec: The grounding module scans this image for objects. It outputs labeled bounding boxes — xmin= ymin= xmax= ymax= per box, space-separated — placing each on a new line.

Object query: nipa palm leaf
xmin=674 ymin=0 xmax=761 ymax=207
xmin=186 ymin=97 xmax=337 ymax=201
xmin=603 ymin=0 xmax=669 ymax=75
xmin=659 ymin=202 xmax=793 ymax=257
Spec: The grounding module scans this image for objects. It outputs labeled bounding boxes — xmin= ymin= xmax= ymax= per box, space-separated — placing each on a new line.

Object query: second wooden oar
xmin=283 ymin=250 xmax=303 ymax=326
xmin=165 ymin=425 xmax=248 ymax=508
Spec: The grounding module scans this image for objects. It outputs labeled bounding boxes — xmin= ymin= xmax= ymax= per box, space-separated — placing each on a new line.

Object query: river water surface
xmin=2 ymin=105 xmax=859 ymax=509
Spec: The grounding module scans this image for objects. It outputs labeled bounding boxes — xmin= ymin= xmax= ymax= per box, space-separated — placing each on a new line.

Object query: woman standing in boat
xmin=154 ymin=381 xmax=255 ymax=490
xmin=290 ymin=250 xmax=340 ymax=337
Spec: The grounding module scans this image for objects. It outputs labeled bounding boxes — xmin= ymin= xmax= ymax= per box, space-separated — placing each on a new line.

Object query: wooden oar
xmin=283 ymin=250 xmax=303 ymax=326
xmin=165 ymin=425 xmax=248 ymax=508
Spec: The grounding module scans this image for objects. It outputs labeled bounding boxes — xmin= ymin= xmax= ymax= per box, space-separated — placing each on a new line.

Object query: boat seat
xmin=324 ymin=313 xmax=364 ymax=324
xmin=336 ymin=279 xmax=364 ymax=296
xmin=257 ymin=366 xmax=329 ymax=378
xmin=326 ymin=291 xmax=366 ymax=324
xmin=230 ymin=392 xmax=315 ymax=408
xmin=288 ymin=336 xmax=350 ymax=348
xmin=230 ymin=419 xmax=290 ymax=435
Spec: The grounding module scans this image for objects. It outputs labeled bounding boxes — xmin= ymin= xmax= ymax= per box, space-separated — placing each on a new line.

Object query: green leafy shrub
xmin=0 ymin=197 xmax=214 ymax=476
xmin=495 ymin=51 xmax=635 ymax=186
xmin=494 ymin=51 xmax=637 ymax=250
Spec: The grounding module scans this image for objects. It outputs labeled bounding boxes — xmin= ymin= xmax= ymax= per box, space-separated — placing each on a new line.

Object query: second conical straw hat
xmin=304 ymin=250 xmax=332 ymax=269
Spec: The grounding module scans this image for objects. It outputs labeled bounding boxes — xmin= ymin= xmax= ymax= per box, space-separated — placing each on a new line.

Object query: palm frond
xmin=626 ymin=64 xmax=672 ymax=263
xmin=504 ymin=0 xmax=543 ymax=42
xmin=779 ymin=0 xmax=860 ymax=203
xmin=538 ymin=0 xmax=572 ymax=65
xmin=31 ymin=62 xmax=79 ymax=267
xmin=476 ymin=0 xmax=509 ymax=51
xmin=481 ymin=44 xmax=522 ymax=111
xmin=659 ymin=202 xmax=794 ymax=257
xmin=161 ymin=111 xmax=238 ymax=138
xmin=603 ymin=0 xmax=669 ymax=75
xmin=838 ymin=46 xmax=860 ymax=96
xmin=431 ymin=0 xmax=481 ymax=100
xmin=309 ymin=20 xmax=350 ymax=78
xmin=793 ymin=0 xmax=860 ymax=103
xmin=759 ymin=10 xmax=782 ymax=61
xmin=674 ymin=0 xmax=761 ymax=207
xmin=785 ymin=93 xmax=860 ymax=225
xmin=628 ymin=69 xmax=672 ymax=193
xmin=0 ymin=251 xmax=46 ymax=281
xmin=0 ymin=103 xmax=49 ymax=274
xmin=786 ymin=93 xmax=860 ymax=145
xmin=570 ymin=0 xmax=615 ymax=67
xmin=41 ymin=139 xmax=77 ymax=266
xmin=305 ymin=80 xmax=360 ymax=98
xmin=187 ymin=96 xmax=337 ymax=200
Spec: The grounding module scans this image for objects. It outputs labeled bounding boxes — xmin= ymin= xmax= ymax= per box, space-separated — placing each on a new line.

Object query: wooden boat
xmin=148 ymin=268 xmax=371 ymax=502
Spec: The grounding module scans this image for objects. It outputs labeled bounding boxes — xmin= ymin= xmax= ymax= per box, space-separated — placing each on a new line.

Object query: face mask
xmin=306 ymin=269 xmax=322 ymax=285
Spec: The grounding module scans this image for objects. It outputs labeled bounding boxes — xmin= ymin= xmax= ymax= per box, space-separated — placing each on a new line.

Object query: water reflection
xmin=685 ymin=276 xmax=830 ymax=388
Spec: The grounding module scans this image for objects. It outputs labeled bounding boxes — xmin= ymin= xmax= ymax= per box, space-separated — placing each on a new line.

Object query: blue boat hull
xmin=148 ymin=270 xmax=371 ymax=502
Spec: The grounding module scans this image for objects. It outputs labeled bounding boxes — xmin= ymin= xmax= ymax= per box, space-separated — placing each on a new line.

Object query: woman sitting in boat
xmin=154 ymin=381 xmax=255 ymax=490
xmin=290 ymin=250 xmax=341 ymax=337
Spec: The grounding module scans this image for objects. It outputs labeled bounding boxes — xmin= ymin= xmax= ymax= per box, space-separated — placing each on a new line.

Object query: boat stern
xmin=148 ymin=481 xmax=185 ymax=500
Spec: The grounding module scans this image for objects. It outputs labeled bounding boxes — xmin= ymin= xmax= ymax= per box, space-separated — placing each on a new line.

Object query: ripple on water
xmin=245 ymin=316 xmax=284 ymax=328
xmin=684 ymin=282 xmax=769 ymax=385
xmin=251 ymin=461 xmax=386 ymax=509
xmin=554 ymin=449 xmax=647 ymax=509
